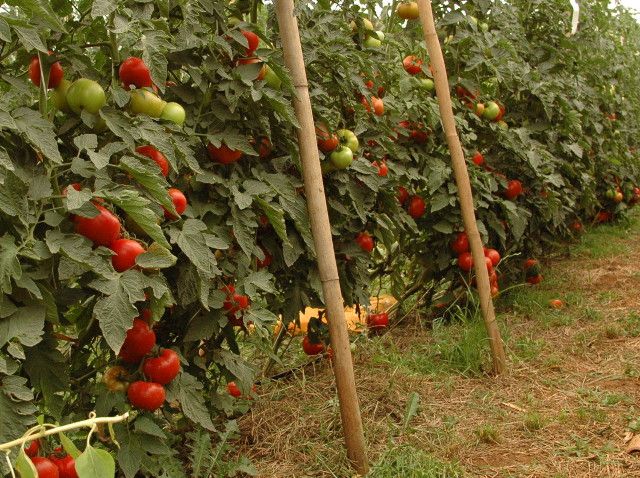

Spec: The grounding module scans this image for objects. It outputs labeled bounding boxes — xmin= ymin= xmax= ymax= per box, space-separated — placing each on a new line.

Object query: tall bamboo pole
xmin=274 ymin=0 xmax=369 ymax=473
xmin=416 ymin=0 xmax=507 ymax=374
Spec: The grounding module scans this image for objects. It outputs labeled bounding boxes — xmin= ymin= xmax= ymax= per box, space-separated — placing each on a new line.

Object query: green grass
xmin=368 ymin=445 xmax=465 ymax=478
xmin=523 ymin=412 xmax=545 ymax=432
xmin=572 ymin=217 xmax=638 ymax=259
xmin=371 ymin=310 xmax=493 ymax=377
xmin=474 ymin=424 xmax=500 ymax=444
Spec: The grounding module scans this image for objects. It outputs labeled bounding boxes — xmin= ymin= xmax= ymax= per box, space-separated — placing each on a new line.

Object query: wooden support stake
xmin=274 ymin=0 xmax=369 ymax=473
xmin=416 ymin=0 xmax=507 ymax=375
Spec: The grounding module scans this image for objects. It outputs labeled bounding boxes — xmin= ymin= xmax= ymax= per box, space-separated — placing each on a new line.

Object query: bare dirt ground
xmin=234 ymin=219 xmax=640 ymax=477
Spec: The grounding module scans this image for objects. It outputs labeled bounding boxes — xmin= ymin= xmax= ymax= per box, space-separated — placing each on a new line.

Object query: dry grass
xmin=231 ymin=217 xmax=640 ymax=477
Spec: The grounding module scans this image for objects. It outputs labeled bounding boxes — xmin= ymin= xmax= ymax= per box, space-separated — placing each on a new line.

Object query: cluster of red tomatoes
xmin=397 ymin=187 xmax=427 ymax=219
xmin=104 ymin=313 xmax=181 ymax=411
xmin=452 ymin=232 xmax=502 ymax=296
xmin=222 ymin=284 xmax=251 ymax=327
xmin=24 ymin=441 xmax=78 ymax=478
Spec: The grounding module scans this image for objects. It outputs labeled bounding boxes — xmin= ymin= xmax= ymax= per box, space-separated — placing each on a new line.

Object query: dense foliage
xmin=1 ymin=0 xmax=639 ymax=475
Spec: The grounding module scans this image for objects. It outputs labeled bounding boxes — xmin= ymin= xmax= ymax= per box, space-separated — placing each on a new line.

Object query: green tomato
xmin=419 ymin=78 xmax=435 ymax=91
xmin=263 ymin=65 xmax=282 ymax=90
xmin=480 ymin=22 xmax=489 ymax=32
xmin=160 ymin=102 xmax=186 ymax=125
xmin=330 ymin=145 xmax=354 ymax=169
xmin=482 ymin=101 xmax=500 ymax=120
xmin=363 ymin=36 xmax=382 ymax=48
xmin=66 ymin=78 xmax=106 ymax=114
xmin=229 ymin=16 xmax=243 ymax=26
xmin=321 ymin=161 xmax=337 ymax=174
xmin=129 ymin=89 xmax=167 ymax=118
xmin=337 ymin=129 xmax=359 ymax=152
xmin=51 ymin=79 xmax=72 ymax=112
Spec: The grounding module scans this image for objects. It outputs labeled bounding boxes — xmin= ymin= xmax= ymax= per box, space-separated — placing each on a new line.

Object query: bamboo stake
xmin=416 ymin=0 xmax=507 ymax=374
xmin=274 ymin=0 xmax=369 ymax=473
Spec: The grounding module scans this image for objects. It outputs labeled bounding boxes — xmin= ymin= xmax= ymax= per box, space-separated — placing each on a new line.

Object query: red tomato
xmin=373 ymin=160 xmax=388 ymax=177
xmin=257 ymin=137 xmax=272 ymax=159
xmin=356 ymin=232 xmax=375 ymax=253
xmin=25 ymin=439 xmax=40 ymax=458
xmin=136 ymin=145 xmax=170 ymax=177
xmin=302 ymin=335 xmax=325 ymax=355
xmin=164 ymin=188 xmax=188 ymax=219
xmin=455 ymin=85 xmax=477 ymax=100
xmin=484 ymin=256 xmax=494 ymax=271
xmin=570 ymin=221 xmax=583 ymax=232
xmin=73 ymin=204 xmax=121 ymax=247
xmin=241 ymin=30 xmax=260 ymax=55
xmin=458 ymin=252 xmax=473 ymax=271
xmin=504 ymin=180 xmax=523 ymax=200
xmin=223 ymin=288 xmax=250 ymax=315
xmin=28 ymin=51 xmax=63 ymax=89
xmin=49 ymin=453 xmax=78 ymax=478
xmin=316 ymin=123 xmax=339 ymax=153
xmin=595 ymin=210 xmax=612 ymax=223
xmin=549 ymin=299 xmax=564 ymax=309
xmin=526 ymin=274 xmax=543 ymax=285
xmin=127 ymin=381 xmax=165 ymax=411
xmin=118 ymin=57 xmax=153 ymax=89
xmin=472 ymin=151 xmax=484 ymax=166
xmin=31 ymin=457 xmax=59 ymax=478
xmin=402 ymin=55 xmax=423 ymax=75
xmin=110 ymin=239 xmax=145 ymax=272
xmin=484 ymin=248 xmax=501 ymax=267
xmin=227 ymin=381 xmax=242 ymax=398
xmin=397 ymin=186 xmax=409 ymax=205
xmin=207 ymin=142 xmax=243 ymax=164
xmin=450 ymin=232 xmax=469 ymax=255
xmin=366 ymin=312 xmax=389 ymax=332
xmin=407 ymin=195 xmax=426 ymax=218
xmin=119 ymin=318 xmax=156 ymax=364
xmin=523 ymin=258 xmax=538 ymax=270
xmin=494 ymin=102 xmax=506 ymax=122
xmin=257 ymin=247 xmax=272 ymax=268
xmin=490 ymin=285 xmax=499 ymax=297
xmin=143 ymin=349 xmax=181 ymax=385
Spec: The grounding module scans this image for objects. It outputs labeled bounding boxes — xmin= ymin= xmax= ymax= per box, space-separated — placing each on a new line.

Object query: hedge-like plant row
xmin=0 ymin=0 xmax=638 ymax=474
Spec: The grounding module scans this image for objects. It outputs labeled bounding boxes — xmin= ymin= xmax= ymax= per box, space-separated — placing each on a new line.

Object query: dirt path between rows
xmin=234 ymin=219 xmax=640 ymax=477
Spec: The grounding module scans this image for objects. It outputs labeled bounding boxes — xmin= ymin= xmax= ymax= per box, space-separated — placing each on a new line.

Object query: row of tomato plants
xmin=1 ymin=0 xmax=639 ymax=475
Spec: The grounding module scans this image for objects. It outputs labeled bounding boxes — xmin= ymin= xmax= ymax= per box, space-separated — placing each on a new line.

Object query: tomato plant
xmin=1 ymin=0 xmax=640 ymax=475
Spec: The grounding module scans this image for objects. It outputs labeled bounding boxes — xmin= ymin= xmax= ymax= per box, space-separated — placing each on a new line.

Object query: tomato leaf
xmin=165 ymin=372 xmax=215 ymax=431
xmin=75 ymin=444 xmax=116 ymax=478
xmin=0 ymin=303 xmax=45 ymax=348
xmin=23 ymin=337 xmax=69 ymax=414
xmin=91 ymin=277 xmax=139 ymax=354
xmin=169 ymin=219 xmax=220 ymax=278
xmin=136 ymin=243 xmax=177 ymax=269
xmin=60 ymin=431 xmax=82 ymax=459
xmin=12 ymin=108 xmax=63 ymax=163
xmin=0 ymin=375 xmax=37 ymax=443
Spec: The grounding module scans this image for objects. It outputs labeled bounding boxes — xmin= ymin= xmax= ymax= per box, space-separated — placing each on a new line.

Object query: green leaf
xmin=0 ymin=234 xmax=21 ymax=293
xmin=12 ymin=108 xmax=63 ymax=163
xmin=119 ymin=155 xmax=174 ymax=211
xmin=402 ymin=392 xmax=421 ymax=430
xmin=100 ymin=108 xmax=135 ymax=146
xmin=92 ymin=277 xmax=139 ymax=354
xmin=255 ymin=198 xmax=290 ymax=246
xmin=103 ymin=189 xmax=170 ymax=249
xmin=169 ymin=219 xmax=219 ymax=278
xmin=91 ymin=0 xmax=118 ymax=18
xmin=15 ymin=449 xmax=37 ymax=478
xmin=0 ymin=17 xmax=11 ymax=42
xmin=214 ymin=349 xmax=256 ymax=388
xmin=136 ymin=243 xmax=177 ymax=269
xmin=165 ymin=372 xmax=215 ymax=431
xmin=229 ymin=205 xmax=258 ymax=258
xmin=75 ymin=444 xmax=116 ymax=478
xmin=23 ymin=338 xmax=70 ymax=410
xmin=0 ymin=304 xmax=45 ymax=348
xmin=0 ymin=170 xmax=29 ymax=219
xmin=45 ymin=230 xmax=112 ymax=277
xmin=142 ymin=31 xmax=170 ymax=91
xmin=13 ymin=25 xmax=47 ymax=52
xmin=60 ymin=432 xmax=82 ymax=459
xmin=0 ymin=375 xmax=37 ymax=443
